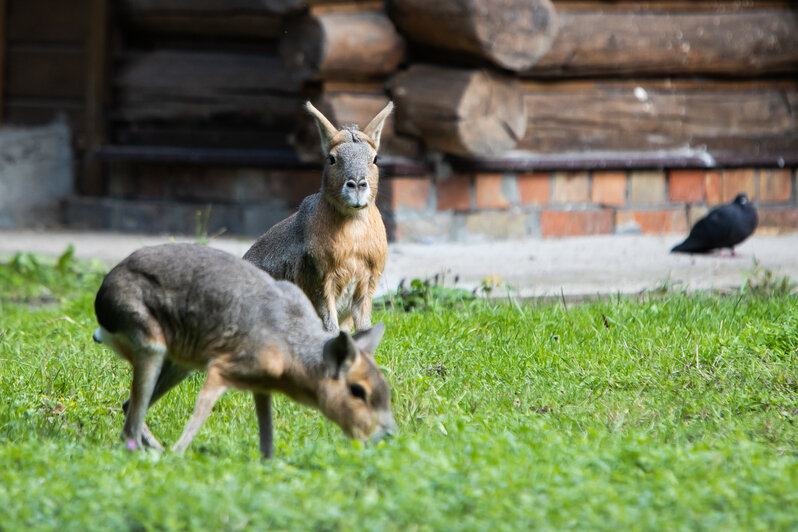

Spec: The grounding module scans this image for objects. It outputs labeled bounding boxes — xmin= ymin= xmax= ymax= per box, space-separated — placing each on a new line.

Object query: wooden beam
xmin=121 ymin=0 xmax=283 ymax=40
xmin=82 ymin=0 xmax=110 ymax=196
xmin=114 ymin=50 xmax=302 ymax=124
xmin=517 ymin=80 xmax=798 ymax=163
xmin=527 ymin=8 xmax=798 ymax=77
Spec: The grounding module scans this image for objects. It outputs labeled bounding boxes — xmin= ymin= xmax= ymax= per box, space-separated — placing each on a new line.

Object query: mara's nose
xmin=370 ymin=415 xmax=398 ymax=443
xmin=345 ymin=179 xmax=369 ymax=191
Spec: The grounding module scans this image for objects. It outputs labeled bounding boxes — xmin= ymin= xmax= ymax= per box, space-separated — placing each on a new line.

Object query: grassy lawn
xmin=1 ymin=248 xmax=797 ymax=531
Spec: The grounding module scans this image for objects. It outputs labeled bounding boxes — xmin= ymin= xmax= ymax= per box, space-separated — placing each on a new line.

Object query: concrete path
xmin=1 ymin=229 xmax=796 ymax=299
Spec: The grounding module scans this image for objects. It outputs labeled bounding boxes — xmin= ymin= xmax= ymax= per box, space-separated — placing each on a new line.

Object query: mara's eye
xmin=349 ymin=383 xmax=367 ymax=402
xmin=328 ymin=154 xmax=336 ymax=165
xmin=373 ymin=155 xmax=380 ymax=165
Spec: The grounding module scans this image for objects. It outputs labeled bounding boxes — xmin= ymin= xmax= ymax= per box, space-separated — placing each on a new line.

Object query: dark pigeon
xmin=671 ymin=193 xmax=758 ymax=255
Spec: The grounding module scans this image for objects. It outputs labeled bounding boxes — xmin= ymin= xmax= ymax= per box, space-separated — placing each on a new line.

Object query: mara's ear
xmin=351 ymin=322 xmax=386 ymax=355
xmin=363 ymin=102 xmax=394 ymax=152
xmin=323 ymin=331 xmax=358 ymax=379
xmin=305 ymin=101 xmax=338 ymax=154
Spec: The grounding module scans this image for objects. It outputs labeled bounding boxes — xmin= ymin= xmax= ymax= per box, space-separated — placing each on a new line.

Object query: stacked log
xmin=388 ymin=0 xmax=558 ymax=71
xmin=279 ymin=9 xmax=406 ymax=81
xmin=390 ymin=65 xmax=527 ymax=158
xmin=110 ymin=0 xmax=798 ymax=166
xmin=383 ymin=0 xmax=555 ymax=158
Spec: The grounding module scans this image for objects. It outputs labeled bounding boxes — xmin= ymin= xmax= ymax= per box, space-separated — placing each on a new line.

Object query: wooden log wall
xmin=102 ymin=0 xmax=798 ymax=170
xmin=2 ymin=0 xmax=91 ymax=131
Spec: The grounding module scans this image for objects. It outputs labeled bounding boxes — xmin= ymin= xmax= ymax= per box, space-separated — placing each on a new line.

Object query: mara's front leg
xmin=351 ymin=276 xmax=376 ymax=331
xmin=318 ymin=276 xmax=340 ymax=332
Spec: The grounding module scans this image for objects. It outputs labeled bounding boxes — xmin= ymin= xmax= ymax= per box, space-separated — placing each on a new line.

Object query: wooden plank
xmin=114 ymin=50 xmax=303 ymax=125
xmin=121 ymin=0 xmax=283 ymax=40
xmin=517 ymin=80 xmax=798 ymax=162
xmin=81 ymin=0 xmax=110 ymax=196
xmin=527 ymin=8 xmax=798 ymax=77
xmin=112 ymin=124 xmax=294 ymax=150
xmin=5 ymin=47 xmax=87 ymax=99
xmin=5 ymin=0 xmax=89 ymax=43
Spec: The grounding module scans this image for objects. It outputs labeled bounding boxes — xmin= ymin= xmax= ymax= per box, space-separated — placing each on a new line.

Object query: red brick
xmin=475 ymin=173 xmax=510 ymax=209
xmin=517 ymin=171 xmax=550 ymax=206
xmin=705 ymin=171 xmax=722 ymax=205
xmin=552 ymin=171 xmax=590 ymax=204
xmin=628 ymin=170 xmax=666 ymax=204
xmin=668 ymin=170 xmax=705 ymax=203
xmin=759 ymin=169 xmax=792 ymax=203
xmin=388 ymin=177 xmax=431 ymax=211
xmin=591 ymin=171 xmax=627 ymax=207
xmin=616 ymin=209 xmax=687 ymax=234
xmin=720 ymin=168 xmax=757 ymax=203
xmin=436 ymin=174 xmax=471 ymax=211
xmin=540 ymin=210 xmax=614 ymax=238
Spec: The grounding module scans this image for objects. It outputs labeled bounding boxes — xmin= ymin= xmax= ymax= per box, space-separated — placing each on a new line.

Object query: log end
xmin=473 ymin=0 xmax=559 ymax=71
xmin=457 ymin=72 xmax=527 ymax=157
xmin=390 ymin=64 xmax=527 ymax=158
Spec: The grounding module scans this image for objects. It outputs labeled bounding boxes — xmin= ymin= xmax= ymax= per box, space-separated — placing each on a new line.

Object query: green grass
xmin=1 ymin=251 xmax=797 ymax=531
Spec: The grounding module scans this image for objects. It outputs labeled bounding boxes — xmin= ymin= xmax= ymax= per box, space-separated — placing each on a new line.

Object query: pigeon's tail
xmin=92 ymin=327 xmax=103 ymax=344
xmin=671 ymin=239 xmax=709 ymax=254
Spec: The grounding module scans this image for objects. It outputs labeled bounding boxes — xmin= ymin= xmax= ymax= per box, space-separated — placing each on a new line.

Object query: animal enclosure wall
xmin=0 ymin=0 xmax=796 ymax=239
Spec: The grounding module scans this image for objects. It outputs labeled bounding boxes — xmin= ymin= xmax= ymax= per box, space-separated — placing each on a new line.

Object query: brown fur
xmin=244 ymin=102 xmax=392 ymax=332
xmin=94 ymin=243 xmax=396 ymax=458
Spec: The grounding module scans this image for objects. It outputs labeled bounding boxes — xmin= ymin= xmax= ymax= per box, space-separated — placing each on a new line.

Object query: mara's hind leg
xmin=172 ymin=365 xmax=228 ymax=454
xmin=122 ymin=359 xmax=192 ymax=450
xmin=122 ymin=345 xmax=167 ymax=450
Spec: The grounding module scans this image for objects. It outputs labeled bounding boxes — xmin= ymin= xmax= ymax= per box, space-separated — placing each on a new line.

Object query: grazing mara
xmin=94 ymin=244 xmax=396 ymax=458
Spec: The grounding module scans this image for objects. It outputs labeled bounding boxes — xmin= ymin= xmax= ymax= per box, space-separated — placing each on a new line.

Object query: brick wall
xmin=383 ymin=167 xmax=797 ymax=242
xmin=65 ymin=164 xmax=797 ymax=240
